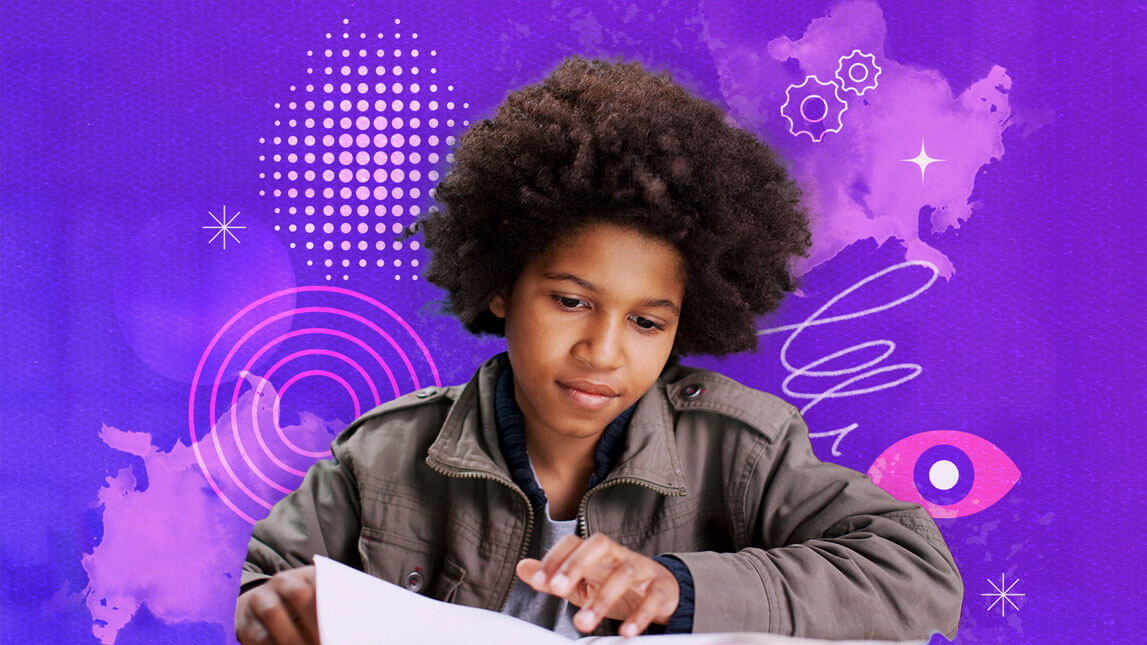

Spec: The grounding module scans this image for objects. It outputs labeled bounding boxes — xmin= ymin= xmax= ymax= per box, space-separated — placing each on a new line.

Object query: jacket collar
xmin=426 ymin=353 xmax=688 ymax=496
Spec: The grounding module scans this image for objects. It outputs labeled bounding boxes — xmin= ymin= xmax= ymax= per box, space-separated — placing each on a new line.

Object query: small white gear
xmin=835 ymin=49 xmax=881 ymax=95
xmin=780 ymin=75 xmax=848 ymax=143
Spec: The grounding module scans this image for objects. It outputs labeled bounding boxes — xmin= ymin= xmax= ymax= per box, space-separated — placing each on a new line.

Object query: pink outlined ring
xmin=780 ymin=75 xmax=848 ymax=143
xmin=187 ymin=285 xmax=441 ymax=524
xmin=835 ymin=49 xmax=881 ymax=96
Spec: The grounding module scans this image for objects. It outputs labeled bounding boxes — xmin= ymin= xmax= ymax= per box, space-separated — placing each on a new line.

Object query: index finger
xmin=531 ymin=535 xmax=584 ymax=588
xmin=276 ymin=568 xmax=320 ymax=644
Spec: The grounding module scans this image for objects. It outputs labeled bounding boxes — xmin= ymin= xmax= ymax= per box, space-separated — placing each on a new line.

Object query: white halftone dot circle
xmin=358 ymin=240 xmax=368 ymax=250
xmin=391 ymin=204 xmax=404 ymax=216
xmin=391 ymin=223 xmax=403 ymax=233
xmin=410 ymin=241 xmax=420 ymax=251
xmin=323 ymin=205 xmax=334 ymax=215
xmin=391 ymin=82 xmax=403 ymax=94
xmin=338 ymin=151 xmax=352 ymax=164
xmin=357 ymin=223 xmax=368 ymax=234
xmin=340 ymin=82 xmax=351 ymax=93
xmin=375 ymin=223 xmax=386 ymax=233
xmin=359 ymin=259 xmax=367 ymax=267
xmin=323 ymin=223 xmax=334 ymax=234
xmin=390 ymin=168 xmax=405 ymax=182
xmin=355 ymin=168 xmax=370 ymax=182
xmin=929 ymin=460 xmax=960 ymax=491
xmin=323 ymin=241 xmax=334 ymax=250
xmin=341 ymin=241 xmax=351 ymax=251
xmin=412 ymin=259 xmax=420 ymax=267
xmin=340 ymin=204 xmax=352 ymax=216
xmin=306 ymin=242 xmax=314 ymax=249
xmin=392 ymin=241 xmax=403 ymax=250
xmin=394 ymin=259 xmax=402 ymax=267
xmin=325 ymin=259 xmax=333 ymax=267
xmin=372 ymin=168 xmax=386 ymax=182
xmin=340 ymin=223 xmax=351 ymax=234
xmin=356 ymin=150 xmax=370 ymax=164
xmin=377 ymin=259 xmax=385 ymax=267
xmin=357 ymin=204 xmax=369 ymax=216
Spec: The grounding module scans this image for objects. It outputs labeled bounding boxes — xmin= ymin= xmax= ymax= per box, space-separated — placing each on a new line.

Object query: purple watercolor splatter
xmin=703 ymin=0 xmax=1013 ymax=279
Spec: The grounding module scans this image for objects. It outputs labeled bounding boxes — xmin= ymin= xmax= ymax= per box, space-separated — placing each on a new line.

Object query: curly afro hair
xmin=417 ymin=54 xmax=812 ymax=357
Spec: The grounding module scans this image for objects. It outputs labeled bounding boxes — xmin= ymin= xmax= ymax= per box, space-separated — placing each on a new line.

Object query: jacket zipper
xmin=576 ymin=477 xmax=686 ymax=537
xmin=424 ymin=461 xmax=535 ymax=613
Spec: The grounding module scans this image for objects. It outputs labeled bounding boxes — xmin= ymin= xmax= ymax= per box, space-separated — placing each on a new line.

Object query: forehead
xmin=526 ymin=223 xmax=685 ymax=300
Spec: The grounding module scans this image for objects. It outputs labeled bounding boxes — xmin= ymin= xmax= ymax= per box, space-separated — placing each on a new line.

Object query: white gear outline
xmin=835 ymin=49 xmax=882 ymax=95
xmin=780 ymin=75 xmax=848 ymax=143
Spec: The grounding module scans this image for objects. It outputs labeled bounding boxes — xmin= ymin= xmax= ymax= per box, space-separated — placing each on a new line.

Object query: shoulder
xmin=331 ymin=384 xmax=463 ymax=457
xmin=658 ymin=363 xmax=797 ymax=442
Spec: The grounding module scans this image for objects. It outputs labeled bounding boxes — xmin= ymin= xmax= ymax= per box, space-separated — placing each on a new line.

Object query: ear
xmin=489 ymin=292 xmax=507 ymax=319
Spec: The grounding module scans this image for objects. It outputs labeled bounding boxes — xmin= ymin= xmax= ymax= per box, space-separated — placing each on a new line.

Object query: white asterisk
xmin=900 ymin=139 xmax=945 ymax=182
xmin=981 ymin=572 xmax=1025 ymax=617
xmin=203 ymin=206 xmax=247 ymax=250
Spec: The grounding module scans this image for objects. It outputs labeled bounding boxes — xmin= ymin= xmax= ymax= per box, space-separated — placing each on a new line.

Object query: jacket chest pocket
xmin=357 ymin=526 xmax=466 ymax=603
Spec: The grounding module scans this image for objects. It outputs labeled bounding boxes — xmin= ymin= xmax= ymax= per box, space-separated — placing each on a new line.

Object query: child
xmin=235 ymin=55 xmax=963 ymax=643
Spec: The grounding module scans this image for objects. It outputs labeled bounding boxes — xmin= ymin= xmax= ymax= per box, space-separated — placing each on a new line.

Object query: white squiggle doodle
xmin=757 ymin=261 xmax=940 ymax=456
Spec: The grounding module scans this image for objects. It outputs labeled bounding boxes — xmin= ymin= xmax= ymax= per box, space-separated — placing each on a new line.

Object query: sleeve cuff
xmin=652 ymin=554 xmax=694 ymax=634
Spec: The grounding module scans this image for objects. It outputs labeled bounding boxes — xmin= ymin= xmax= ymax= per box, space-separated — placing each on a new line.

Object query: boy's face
xmin=490 ymin=221 xmax=684 ymax=441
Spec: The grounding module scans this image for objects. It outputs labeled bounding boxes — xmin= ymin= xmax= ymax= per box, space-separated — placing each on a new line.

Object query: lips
xmin=557 ymin=379 xmax=620 ymax=412
xmin=560 ymin=379 xmax=619 ymax=397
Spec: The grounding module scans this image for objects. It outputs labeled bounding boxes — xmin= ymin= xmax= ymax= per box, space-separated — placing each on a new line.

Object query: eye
xmin=629 ymin=315 xmax=665 ymax=332
xmin=551 ymin=295 xmax=587 ymax=310
xmin=866 ymin=430 xmax=1020 ymax=519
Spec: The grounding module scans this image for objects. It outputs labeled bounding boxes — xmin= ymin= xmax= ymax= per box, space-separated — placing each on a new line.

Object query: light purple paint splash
xmin=703 ymin=0 xmax=1012 ymax=279
xmin=81 ymin=383 xmax=339 ymax=643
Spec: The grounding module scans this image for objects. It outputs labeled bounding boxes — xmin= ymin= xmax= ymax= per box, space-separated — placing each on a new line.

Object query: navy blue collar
xmin=494 ymin=363 xmax=635 ymax=508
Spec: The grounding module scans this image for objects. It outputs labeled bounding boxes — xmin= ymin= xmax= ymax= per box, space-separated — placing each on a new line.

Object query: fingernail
xmin=622 ymin=623 xmax=638 ymax=638
xmin=530 ymin=571 xmax=546 ymax=587
xmin=551 ymin=574 xmax=570 ymax=593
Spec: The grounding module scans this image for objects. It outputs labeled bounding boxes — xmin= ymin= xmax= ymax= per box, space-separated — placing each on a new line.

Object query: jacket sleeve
xmin=667 ymin=407 xmax=963 ymax=641
xmin=239 ymin=450 xmax=363 ymax=594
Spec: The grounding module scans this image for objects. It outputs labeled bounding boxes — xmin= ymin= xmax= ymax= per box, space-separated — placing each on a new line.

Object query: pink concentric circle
xmin=188 ymin=285 xmax=440 ymax=524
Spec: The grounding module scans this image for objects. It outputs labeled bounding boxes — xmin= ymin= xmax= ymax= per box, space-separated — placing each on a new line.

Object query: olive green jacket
xmin=241 ymin=353 xmax=963 ymax=640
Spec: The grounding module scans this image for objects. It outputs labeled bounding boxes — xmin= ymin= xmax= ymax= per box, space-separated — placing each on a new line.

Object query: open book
xmin=314 ymin=555 xmax=927 ymax=644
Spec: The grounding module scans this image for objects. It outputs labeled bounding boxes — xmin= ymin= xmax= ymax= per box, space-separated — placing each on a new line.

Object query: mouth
xmin=557 ymin=380 xmax=620 ymax=411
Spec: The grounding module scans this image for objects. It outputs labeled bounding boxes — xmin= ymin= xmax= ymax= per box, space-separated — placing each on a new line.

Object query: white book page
xmin=314 ymin=555 xmax=927 ymax=645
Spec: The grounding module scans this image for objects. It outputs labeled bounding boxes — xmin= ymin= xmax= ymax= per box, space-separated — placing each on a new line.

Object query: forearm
xmin=241 ymin=457 xmax=363 ymax=592
xmin=669 ymin=509 xmax=963 ymax=640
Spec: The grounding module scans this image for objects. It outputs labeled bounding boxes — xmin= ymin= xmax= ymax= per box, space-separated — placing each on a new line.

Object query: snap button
xmin=415 ymin=387 xmax=436 ymax=399
xmin=404 ymin=568 xmax=424 ymax=592
xmin=681 ymin=383 xmax=704 ymax=399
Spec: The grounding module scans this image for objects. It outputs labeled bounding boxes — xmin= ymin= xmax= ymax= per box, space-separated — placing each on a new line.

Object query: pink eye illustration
xmin=866 ymin=430 xmax=1020 ymax=519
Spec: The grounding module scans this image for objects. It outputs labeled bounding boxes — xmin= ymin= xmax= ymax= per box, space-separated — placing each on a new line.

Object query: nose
xmin=572 ymin=314 xmax=625 ymax=370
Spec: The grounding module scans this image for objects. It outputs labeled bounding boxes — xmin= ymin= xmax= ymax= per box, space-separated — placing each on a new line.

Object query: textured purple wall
xmin=2 ymin=1 xmax=1143 ymax=642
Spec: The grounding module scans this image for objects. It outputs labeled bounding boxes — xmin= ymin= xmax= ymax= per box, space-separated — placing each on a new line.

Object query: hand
xmin=516 ymin=534 xmax=680 ymax=638
xmin=234 ymin=565 xmax=320 ymax=645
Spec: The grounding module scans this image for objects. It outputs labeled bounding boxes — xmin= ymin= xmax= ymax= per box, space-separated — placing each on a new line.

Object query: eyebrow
xmin=541 ymin=272 xmax=681 ymax=316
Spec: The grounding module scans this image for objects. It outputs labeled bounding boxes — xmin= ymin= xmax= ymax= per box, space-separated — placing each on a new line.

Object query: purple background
xmin=2 ymin=0 xmax=1144 ymax=642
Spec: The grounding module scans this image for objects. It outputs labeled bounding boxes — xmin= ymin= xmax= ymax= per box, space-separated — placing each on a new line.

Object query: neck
xmin=524 ymin=423 xmax=599 ymax=481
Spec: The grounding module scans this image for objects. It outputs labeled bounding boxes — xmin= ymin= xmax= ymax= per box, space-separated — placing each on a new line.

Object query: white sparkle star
xmin=981 ymin=572 xmax=1025 ymax=617
xmin=203 ymin=206 xmax=247 ymax=250
xmin=900 ymin=139 xmax=945 ymax=182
